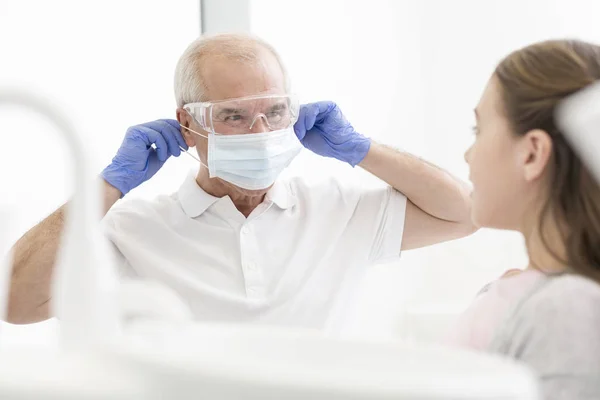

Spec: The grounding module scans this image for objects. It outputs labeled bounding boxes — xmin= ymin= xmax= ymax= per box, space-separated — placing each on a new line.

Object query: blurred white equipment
xmin=0 ymin=323 xmax=541 ymax=400
xmin=556 ymin=80 xmax=600 ymax=184
xmin=0 ymin=88 xmax=540 ymax=399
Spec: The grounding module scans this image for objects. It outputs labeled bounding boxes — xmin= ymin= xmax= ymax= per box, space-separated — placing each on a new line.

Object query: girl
xmin=446 ymin=39 xmax=600 ymax=399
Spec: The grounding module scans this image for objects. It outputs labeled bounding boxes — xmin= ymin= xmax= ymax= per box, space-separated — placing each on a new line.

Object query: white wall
xmin=250 ymin=0 xmax=600 ymax=338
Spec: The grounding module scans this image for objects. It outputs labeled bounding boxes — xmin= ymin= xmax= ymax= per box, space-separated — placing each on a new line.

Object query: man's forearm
xmin=359 ymin=142 xmax=472 ymax=223
xmin=7 ymin=179 xmax=121 ymax=324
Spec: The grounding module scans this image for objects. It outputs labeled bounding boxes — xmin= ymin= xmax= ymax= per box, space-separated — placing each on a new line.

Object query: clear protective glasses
xmin=183 ymin=94 xmax=300 ymax=135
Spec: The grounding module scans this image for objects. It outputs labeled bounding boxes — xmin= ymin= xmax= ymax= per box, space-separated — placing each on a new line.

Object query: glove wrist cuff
xmin=347 ymin=136 xmax=372 ymax=167
xmin=101 ymin=164 xmax=146 ymax=198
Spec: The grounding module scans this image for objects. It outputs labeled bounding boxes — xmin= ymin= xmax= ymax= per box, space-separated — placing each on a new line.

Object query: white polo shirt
xmin=102 ymin=173 xmax=407 ymax=332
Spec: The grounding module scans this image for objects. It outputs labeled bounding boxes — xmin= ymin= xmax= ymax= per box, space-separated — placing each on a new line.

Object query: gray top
xmin=489 ymin=273 xmax=600 ymax=400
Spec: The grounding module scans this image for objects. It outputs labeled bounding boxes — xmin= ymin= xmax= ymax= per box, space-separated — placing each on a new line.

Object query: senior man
xmin=8 ymin=34 xmax=475 ymax=329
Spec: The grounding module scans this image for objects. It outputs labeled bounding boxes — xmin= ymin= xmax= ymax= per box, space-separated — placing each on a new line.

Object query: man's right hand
xmin=101 ymin=119 xmax=188 ymax=197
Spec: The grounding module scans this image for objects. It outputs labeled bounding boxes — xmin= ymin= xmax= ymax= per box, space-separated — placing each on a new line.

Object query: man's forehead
xmin=201 ymin=52 xmax=286 ymax=102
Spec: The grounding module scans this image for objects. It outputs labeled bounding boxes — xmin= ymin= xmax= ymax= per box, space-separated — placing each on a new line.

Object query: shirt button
xmin=241 ymin=226 xmax=250 ymax=235
xmin=246 ymin=262 xmax=257 ymax=271
xmin=247 ymin=288 xmax=256 ymax=295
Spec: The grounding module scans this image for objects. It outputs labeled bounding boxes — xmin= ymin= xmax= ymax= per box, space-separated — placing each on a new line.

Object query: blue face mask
xmin=180 ymin=126 xmax=302 ymax=190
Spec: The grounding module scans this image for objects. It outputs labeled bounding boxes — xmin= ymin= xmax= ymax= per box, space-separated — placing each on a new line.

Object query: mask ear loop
xmin=179 ymin=124 xmax=209 ymax=168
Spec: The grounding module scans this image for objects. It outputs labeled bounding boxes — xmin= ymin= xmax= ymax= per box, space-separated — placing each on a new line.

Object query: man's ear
xmin=176 ymin=108 xmax=196 ymax=148
xmin=520 ymin=129 xmax=553 ymax=182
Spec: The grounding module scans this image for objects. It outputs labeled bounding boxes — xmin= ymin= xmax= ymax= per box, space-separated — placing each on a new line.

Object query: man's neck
xmin=195 ymin=170 xmax=265 ymax=218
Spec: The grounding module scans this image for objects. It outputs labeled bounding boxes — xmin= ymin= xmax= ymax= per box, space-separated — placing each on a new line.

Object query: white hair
xmin=174 ymin=33 xmax=290 ymax=107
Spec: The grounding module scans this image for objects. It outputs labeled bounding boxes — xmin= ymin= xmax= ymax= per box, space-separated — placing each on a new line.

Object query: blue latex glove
xmin=101 ymin=119 xmax=188 ymax=197
xmin=294 ymin=101 xmax=371 ymax=167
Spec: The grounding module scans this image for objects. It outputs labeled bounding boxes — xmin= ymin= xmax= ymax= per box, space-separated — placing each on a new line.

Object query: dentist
xmin=7 ymin=34 xmax=475 ymax=328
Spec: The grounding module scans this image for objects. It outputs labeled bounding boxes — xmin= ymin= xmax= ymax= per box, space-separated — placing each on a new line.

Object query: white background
xmin=2 ymin=0 xmax=600 ymax=345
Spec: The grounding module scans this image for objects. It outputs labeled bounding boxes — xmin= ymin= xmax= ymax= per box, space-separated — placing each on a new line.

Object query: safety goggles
xmin=183 ymin=94 xmax=300 ymax=135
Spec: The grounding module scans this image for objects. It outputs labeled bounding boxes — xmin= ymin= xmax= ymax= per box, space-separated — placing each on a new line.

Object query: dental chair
xmin=0 ymin=89 xmax=540 ymax=400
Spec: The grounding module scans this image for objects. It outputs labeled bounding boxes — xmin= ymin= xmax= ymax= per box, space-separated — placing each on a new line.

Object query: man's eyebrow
xmin=267 ymin=102 xmax=287 ymax=110
xmin=216 ymin=107 xmax=244 ymax=115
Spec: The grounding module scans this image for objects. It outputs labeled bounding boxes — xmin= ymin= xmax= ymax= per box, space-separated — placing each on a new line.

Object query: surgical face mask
xmin=179 ymin=126 xmax=302 ymax=190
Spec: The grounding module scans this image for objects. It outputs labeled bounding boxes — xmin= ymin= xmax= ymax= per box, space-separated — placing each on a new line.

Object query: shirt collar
xmin=177 ymin=173 xmax=296 ymax=218
xmin=266 ymin=179 xmax=296 ymax=210
xmin=177 ymin=173 xmax=220 ymax=218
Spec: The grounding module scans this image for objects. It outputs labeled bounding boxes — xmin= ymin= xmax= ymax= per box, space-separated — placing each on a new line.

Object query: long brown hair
xmin=495 ymin=39 xmax=600 ymax=282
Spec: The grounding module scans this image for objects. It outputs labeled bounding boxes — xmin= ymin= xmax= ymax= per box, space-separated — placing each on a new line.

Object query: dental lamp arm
xmin=0 ymin=89 xmax=122 ymax=349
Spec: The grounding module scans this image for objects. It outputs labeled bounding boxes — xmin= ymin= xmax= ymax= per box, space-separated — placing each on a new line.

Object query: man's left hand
xmin=294 ymin=101 xmax=371 ymax=167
